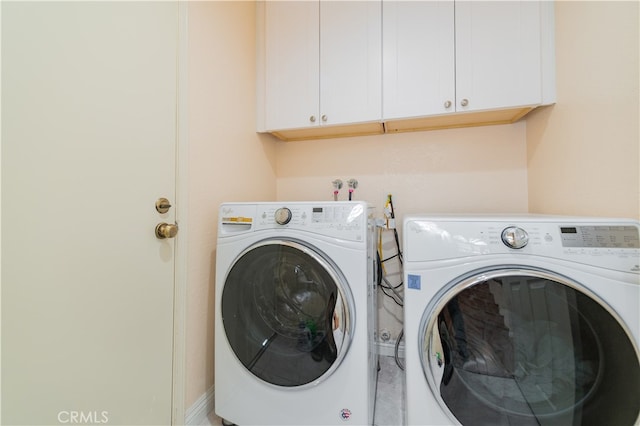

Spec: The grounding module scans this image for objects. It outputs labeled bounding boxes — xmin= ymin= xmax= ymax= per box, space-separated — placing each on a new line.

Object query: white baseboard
xmin=377 ymin=341 xmax=405 ymax=358
xmin=185 ymin=386 xmax=215 ymax=426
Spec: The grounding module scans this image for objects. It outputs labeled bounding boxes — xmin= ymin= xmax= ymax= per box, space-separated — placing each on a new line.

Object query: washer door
xmin=222 ymin=239 xmax=354 ymax=387
xmin=420 ymin=267 xmax=640 ymax=425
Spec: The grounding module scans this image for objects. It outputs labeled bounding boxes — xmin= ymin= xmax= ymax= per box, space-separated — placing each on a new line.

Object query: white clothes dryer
xmin=214 ymin=201 xmax=378 ymax=426
xmin=403 ymin=215 xmax=640 ymax=426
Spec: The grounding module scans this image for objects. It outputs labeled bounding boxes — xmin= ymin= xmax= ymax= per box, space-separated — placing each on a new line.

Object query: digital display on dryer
xmin=560 ymin=225 xmax=640 ymax=248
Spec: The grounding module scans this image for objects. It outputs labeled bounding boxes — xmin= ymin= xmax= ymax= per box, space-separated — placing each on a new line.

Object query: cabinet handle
xmin=460 ymin=98 xmax=469 ymax=107
xmin=309 ymin=115 xmax=316 ymax=123
xmin=444 ymin=100 xmax=452 ymax=109
xmin=321 ymin=115 xmax=328 ymax=122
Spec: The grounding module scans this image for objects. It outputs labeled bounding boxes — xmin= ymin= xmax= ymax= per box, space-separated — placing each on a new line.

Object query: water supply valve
xmin=347 ymin=178 xmax=358 ymax=201
xmin=332 ymin=179 xmax=343 ymax=201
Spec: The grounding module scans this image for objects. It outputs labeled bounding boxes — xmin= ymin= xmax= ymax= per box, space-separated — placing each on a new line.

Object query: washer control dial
xmin=274 ymin=207 xmax=292 ymax=225
xmin=501 ymin=226 xmax=529 ymax=249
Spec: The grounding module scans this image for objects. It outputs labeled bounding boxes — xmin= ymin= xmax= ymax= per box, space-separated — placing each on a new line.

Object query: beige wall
xmin=527 ymin=1 xmax=639 ymax=218
xmin=276 ymin=123 xmax=529 ymax=214
xmin=186 ymin=1 xmax=277 ymax=408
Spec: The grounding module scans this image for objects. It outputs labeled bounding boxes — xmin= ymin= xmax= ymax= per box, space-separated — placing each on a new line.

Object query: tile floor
xmin=205 ymin=355 xmax=405 ymax=426
xmin=372 ymin=355 xmax=406 ymax=426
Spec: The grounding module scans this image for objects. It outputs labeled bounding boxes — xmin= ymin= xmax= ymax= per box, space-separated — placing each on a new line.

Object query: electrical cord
xmin=381 ymin=253 xmax=401 ymax=263
xmin=380 ymin=275 xmax=403 ymax=307
xmin=378 ymin=255 xmax=405 ymax=370
xmin=377 ymin=194 xmax=405 ymax=370
xmin=388 ymin=194 xmax=403 ymax=265
xmin=395 ymin=329 xmax=405 ymax=371
xmin=379 ymin=286 xmax=403 ymax=307
xmin=381 ymin=274 xmax=403 ymax=290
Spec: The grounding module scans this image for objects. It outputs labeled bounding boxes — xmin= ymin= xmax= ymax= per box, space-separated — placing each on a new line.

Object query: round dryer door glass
xmin=420 ymin=268 xmax=640 ymax=426
xmin=221 ymin=239 xmax=354 ymax=387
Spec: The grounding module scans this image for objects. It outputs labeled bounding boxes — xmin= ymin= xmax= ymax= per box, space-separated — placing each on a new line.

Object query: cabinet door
xmin=264 ymin=1 xmax=320 ymax=130
xmin=320 ymin=0 xmax=382 ymax=126
xmin=455 ymin=1 xmax=543 ymax=112
xmin=383 ymin=1 xmax=454 ymax=120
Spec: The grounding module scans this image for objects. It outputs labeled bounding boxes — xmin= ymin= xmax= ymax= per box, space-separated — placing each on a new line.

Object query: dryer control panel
xmin=559 ymin=225 xmax=640 ymax=249
xmin=403 ymin=216 xmax=640 ymax=274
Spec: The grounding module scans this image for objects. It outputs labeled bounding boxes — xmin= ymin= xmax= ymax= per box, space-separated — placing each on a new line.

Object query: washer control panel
xmin=219 ymin=202 xmax=368 ymax=242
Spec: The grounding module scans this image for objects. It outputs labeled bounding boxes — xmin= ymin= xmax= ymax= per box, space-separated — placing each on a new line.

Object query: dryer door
xmin=221 ymin=239 xmax=354 ymax=387
xmin=420 ymin=267 xmax=640 ymax=426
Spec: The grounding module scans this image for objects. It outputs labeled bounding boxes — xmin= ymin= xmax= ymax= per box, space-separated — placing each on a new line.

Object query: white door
xmin=2 ymin=2 xmax=179 ymax=424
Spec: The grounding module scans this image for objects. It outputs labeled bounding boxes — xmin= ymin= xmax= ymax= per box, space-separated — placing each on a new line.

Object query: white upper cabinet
xmin=258 ymin=1 xmax=382 ymax=133
xmin=320 ymin=1 xmax=382 ymax=127
xmin=383 ymin=1 xmax=455 ymax=120
xmin=383 ymin=0 xmax=555 ymax=121
xmin=455 ymin=1 xmax=544 ymax=112
xmin=261 ymin=1 xmax=319 ymax=131
xmin=258 ymin=0 xmax=554 ymax=140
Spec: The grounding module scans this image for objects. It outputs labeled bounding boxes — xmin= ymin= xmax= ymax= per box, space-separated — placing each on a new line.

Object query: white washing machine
xmin=214 ymin=201 xmax=378 ymax=425
xmin=403 ymin=215 xmax=640 ymax=426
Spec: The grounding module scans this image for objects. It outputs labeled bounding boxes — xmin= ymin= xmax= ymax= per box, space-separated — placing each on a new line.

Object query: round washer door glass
xmin=421 ymin=268 xmax=640 ymax=425
xmin=222 ymin=239 xmax=353 ymax=387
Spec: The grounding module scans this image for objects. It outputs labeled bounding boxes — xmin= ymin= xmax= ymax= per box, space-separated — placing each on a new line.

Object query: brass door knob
xmin=155 ymin=222 xmax=178 ymax=239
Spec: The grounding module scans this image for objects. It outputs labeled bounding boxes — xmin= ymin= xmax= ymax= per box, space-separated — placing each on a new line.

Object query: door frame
xmin=172 ymin=2 xmax=189 ymax=423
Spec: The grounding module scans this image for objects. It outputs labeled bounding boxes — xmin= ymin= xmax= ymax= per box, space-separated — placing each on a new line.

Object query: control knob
xmin=274 ymin=207 xmax=292 ymax=225
xmin=501 ymin=226 xmax=529 ymax=249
